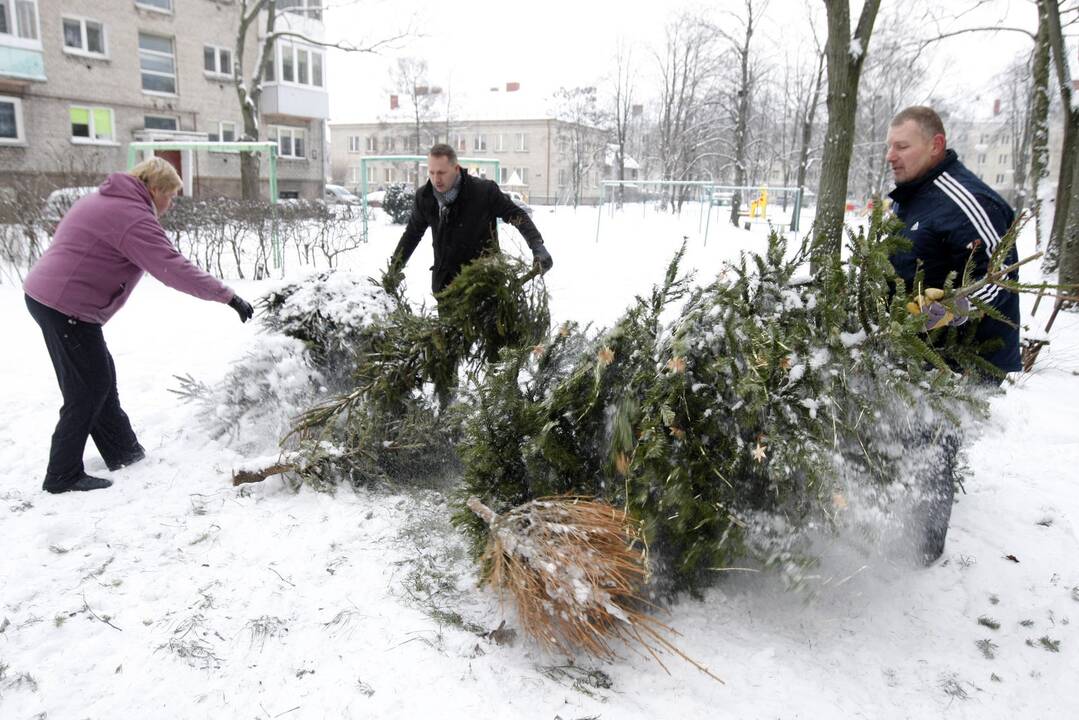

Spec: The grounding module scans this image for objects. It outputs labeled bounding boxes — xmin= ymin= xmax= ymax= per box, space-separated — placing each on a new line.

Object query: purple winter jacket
xmin=23 ymin=173 xmax=234 ymax=324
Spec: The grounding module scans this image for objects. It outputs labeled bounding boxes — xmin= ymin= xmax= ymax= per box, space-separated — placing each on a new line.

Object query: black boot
xmin=46 ymin=473 xmax=113 ymax=494
xmin=106 ymin=445 xmax=146 ymax=472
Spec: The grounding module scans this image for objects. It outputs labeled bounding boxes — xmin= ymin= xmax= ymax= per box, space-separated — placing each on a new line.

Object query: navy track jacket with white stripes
xmin=888 ymin=149 xmax=1021 ymax=373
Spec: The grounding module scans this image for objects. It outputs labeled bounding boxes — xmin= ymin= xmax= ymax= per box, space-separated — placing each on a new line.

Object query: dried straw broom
xmin=467 ymin=495 xmax=722 ymax=682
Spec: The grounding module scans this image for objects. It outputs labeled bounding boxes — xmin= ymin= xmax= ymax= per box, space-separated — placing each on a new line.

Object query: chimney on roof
xmin=390 ymin=94 xmax=399 ymax=110
xmin=506 ymin=82 xmax=520 ymax=92
xmin=993 ymin=98 xmax=1001 ymax=116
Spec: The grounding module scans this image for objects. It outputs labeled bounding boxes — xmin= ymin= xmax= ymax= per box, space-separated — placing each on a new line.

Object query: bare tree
xmin=714 ymin=1 xmax=766 ymax=226
xmin=796 ymin=51 xmax=827 ymax=211
xmin=610 ymin=41 xmax=636 ymax=208
xmin=1040 ymin=0 xmax=1079 ymax=290
xmin=812 ymin=0 xmax=882 ymax=267
xmin=1029 ymin=4 xmax=1052 ymax=248
xmin=554 ymin=87 xmax=608 ymax=207
xmin=654 ymin=14 xmax=721 ymax=211
xmin=390 ymin=57 xmax=442 ymax=182
xmin=233 ymin=1 xmax=409 ymax=200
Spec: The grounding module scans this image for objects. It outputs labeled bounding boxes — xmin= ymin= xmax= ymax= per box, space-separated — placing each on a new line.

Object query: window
xmin=203 ymin=44 xmax=232 ymax=77
xmin=495 ymin=134 xmax=505 ymax=151
xmin=454 ymin=134 xmax=466 ymax=152
xmin=0 ymin=95 xmax=24 ymax=143
xmin=367 ymin=165 xmax=376 ymax=183
xmin=0 ymin=0 xmax=39 ymax=41
xmin=365 ymin=136 xmax=377 ymax=152
xmin=62 ymin=17 xmax=105 ymax=57
xmin=995 ymin=174 xmax=1005 ymax=183
xmin=207 ymin=121 xmax=236 ymax=142
xmin=144 ymin=115 xmax=177 ymax=131
xmin=473 ymin=134 xmax=486 ymax=151
xmin=999 ymin=153 xmax=1008 ymax=164
xmin=270 ymin=125 xmax=305 ymax=158
xmin=70 ymin=106 xmax=114 ymax=143
xmin=278 ymin=0 xmax=322 ymax=21
xmin=135 ymin=0 xmax=171 ymax=12
xmin=138 ymin=33 xmax=176 ymax=94
xmin=977 ymin=154 xmax=986 ymax=164
xmin=499 ymin=167 xmax=509 ymax=184
xmin=383 ymin=136 xmax=395 ymax=152
xmin=348 ymin=135 xmax=361 ymax=153
xmin=383 ymin=168 xmax=393 ymax=183
xmin=350 ymin=166 xmax=360 ymax=184
xmin=557 ymin=168 xmax=567 ymax=187
xmin=276 ymin=43 xmax=324 ymax=87
xmin=516 ymin=168 xmax=529 ymax=185
xmin=515 ymin=133 xmax=528 ymax=151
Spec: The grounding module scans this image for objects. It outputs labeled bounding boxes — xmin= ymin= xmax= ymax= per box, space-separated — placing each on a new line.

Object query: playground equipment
xmin=127 ymin=140 xmax=282 ymax=264
xmin=596 ymin=181 xmax=804 ymax=244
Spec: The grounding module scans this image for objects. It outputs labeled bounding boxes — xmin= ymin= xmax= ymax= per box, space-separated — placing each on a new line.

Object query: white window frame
xmin=138 ymin=32 xmax=177 ymax=96
xmin=271 ymin=124 xmax=306 ymax=159
xmin=383 ymin=136 xmax=395 ymax=152
xmin=383 ymin=167 xmax=393 ymax=183
xmin=207 ymin=120 xmax=236 ymax=143
xmin=144 ymin=114 xmax=178 ymax=131
xmin=0 ymin=0 xmax=41 ymax=47
xmin=454 ymin=134 xmax=466 ymax=152
xmin=203 ymin=43 xmax=232 ymax=79
xmin=0 ymin=94 xmax=25 ymax=144
xmin=134 ymin=0 xmax=172 ymax=15
xmin=473 ymin=134 xmax=486 ymax=151
xmin=516 ymin=167 xmax=529 ymax=185
xmin=499 ymin=167 xmax=509 ymax=184
xmin=69 ymin=105 xmax=115 ymax=145
xmin=366 ymin=165 xmax=376 ymax=183
xmin=279 ymin=0 xmax=322 ymax=21
xmin=347 ymin=135 xmax=361 ymax=153
xmin=60 ymin=15 xmax=107 ymax=59
xmin=275 ymin=42 xmax=324 ymax=89
xmin=515 ymin=132 xmax=528 ymax=152
xmin=495 ymin=133 xmax=505 ymax=152
xmin=365 ymin=136 xmax=377 ymax=152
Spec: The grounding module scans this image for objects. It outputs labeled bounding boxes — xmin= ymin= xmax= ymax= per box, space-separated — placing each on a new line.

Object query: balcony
xmin=0 ymin=42 xmax=45 ymax=82
xmin=262 ymin=83 xmax=328 ymax=120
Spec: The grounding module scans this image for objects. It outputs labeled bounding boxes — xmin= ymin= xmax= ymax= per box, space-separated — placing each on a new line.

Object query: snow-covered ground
xmin=2 ymin=207 xmax=1077 ymax=719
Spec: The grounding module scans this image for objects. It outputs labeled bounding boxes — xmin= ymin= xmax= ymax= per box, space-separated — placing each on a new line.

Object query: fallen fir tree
xmin=455 ymin=210 xmax=1041 ymax=596
xmin=272 ymin=253 xmax=550 ymax=490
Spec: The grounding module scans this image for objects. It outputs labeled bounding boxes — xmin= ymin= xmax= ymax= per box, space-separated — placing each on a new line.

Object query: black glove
xmin=531 ymin=243 xmax=553 ymax=274
xmin=228 ymin=294 xmax=254 ymax=323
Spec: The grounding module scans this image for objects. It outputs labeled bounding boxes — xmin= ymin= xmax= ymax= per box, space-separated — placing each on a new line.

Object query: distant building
xmin=0 ymin=0 xmax=328 ymax=199
xmin=329 ymin=83 xmax=635 ymax=205
xmin=945 ymin=97 xmax=1066 ymax=208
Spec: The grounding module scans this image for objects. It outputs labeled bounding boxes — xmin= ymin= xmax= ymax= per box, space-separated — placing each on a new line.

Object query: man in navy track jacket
xmin=886 ymin=106 xmax=1021 ymax=376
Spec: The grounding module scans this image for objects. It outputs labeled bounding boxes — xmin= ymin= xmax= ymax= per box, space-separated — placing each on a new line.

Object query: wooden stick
xmin=232 ymin=463 xmax=294 ymax=486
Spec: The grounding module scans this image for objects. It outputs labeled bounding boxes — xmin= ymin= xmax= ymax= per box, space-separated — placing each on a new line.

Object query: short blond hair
xmin=129 ymin=157 xmax=183 ymax=193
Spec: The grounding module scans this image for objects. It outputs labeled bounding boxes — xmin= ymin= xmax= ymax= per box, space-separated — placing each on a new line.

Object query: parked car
xmin=324 ymin=184 xmax=360 ymax=205
xmin=505 ymin=190 xmax=533 ymax=217
xmin=364 ymin=190 xmax=386 ymax=208
xmin=41 ymin=186 xmax=97 ymax=234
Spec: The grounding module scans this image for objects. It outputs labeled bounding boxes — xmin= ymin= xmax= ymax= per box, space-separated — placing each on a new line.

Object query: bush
xmin=382 ymin=184 xmax=414 ymax=224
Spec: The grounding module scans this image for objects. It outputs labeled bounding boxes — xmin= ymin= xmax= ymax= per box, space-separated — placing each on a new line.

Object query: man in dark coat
xmin=884 ymin=106 xmax=1020 ymax=565
xmin=886 ymin=105 xmax=1020 ymax=375
xmin=389 ymin=143 xmax=552 ymax=295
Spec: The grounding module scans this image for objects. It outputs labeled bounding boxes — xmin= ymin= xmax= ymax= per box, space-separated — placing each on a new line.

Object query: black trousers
xmin=25 ymin=295 xmax=143 ymax=492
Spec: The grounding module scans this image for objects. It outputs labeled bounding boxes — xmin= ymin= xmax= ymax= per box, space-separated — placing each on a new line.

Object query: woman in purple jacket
xmin=23 ymin=157 xmax=254 ymax=494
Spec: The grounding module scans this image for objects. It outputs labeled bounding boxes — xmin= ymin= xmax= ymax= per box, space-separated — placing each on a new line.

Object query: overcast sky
xmin=324 ymin=0 xmax=1045 ymax=124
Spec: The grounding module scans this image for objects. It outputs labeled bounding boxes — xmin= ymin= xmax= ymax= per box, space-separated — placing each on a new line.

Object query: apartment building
xmin=0 ymin=0 xmax=328 ymax=200
xmin=329 ymin=85 xmax=629 ymax=205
